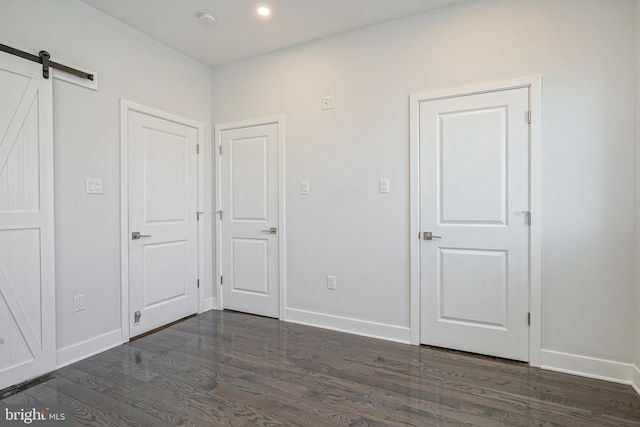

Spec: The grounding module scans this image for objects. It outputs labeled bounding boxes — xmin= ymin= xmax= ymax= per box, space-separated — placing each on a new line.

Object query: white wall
xmin=0 ymin=0 xmax=213 ymax=363
xmin=212 ymin=0 xmax=636 ymax=368
xmin=0 ymin=0 xmax=635 ymax=387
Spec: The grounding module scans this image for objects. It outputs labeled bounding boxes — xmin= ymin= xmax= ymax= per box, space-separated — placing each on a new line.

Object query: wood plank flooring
xmin=2 ymin=310 xmax=639 ymax=426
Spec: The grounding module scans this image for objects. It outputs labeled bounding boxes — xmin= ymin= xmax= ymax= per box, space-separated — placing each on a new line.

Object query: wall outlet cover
xmin=73 ymin=294 xmax=85 ymax=312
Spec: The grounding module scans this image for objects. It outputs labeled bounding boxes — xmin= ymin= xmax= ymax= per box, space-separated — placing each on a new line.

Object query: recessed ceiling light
xmin=257 ymin=6 xmax=271 ymax=17
xmin=198 ymin=11 xmax=216 ymax=26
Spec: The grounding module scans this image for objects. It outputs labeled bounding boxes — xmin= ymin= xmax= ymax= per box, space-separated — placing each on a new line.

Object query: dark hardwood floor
xmin=2 ymin=310 xmax=639 ymax=426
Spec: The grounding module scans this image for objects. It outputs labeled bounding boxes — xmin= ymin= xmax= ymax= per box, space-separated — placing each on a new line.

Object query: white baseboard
xmin=200 ymin=297 xmax=217 ymax=313
xmin=541 ymin=349 xmax=634 ymax=386
xmin=56 ymin=329 xmax=122 ymax=369
xmin=284 ymin=308 xmax=411 ymax=344
xmin=632 ymin=364 xmax=640 ymax=395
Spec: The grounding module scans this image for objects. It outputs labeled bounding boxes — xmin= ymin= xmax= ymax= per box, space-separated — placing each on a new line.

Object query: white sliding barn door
xmin=0 ymin=52 xmax=55 ymax=389
xmin=419 ymin=87 xmax=530 ymax=361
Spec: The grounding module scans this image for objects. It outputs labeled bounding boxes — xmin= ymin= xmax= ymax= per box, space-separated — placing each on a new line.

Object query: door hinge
xmin=197 ymin=278 xmax=200 ymax=288
xmin=527 ymin=110 xmax=532 ymax=124
xmin=219 ymin=146 xmax=222 ymax=155
xmin=522 ymin=210 xmax=532 ymax=226
xmin=527 ymin=312 xmax=531 ymax=326
xmin=220 ymin=276 xmax=223 ymax=285
xmin=196 ymin=144 xmax=200 ymax=154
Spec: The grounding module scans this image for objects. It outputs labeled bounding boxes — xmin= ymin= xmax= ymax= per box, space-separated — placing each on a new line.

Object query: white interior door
xmin=0 ymin=52 xmax=55 ymax=389
xmin=128 ymin=110 xmax=198 ymax=337
xmin=220 ymin=123 xmax=279 ymax=318
xmin=419 ymin=87 xmax=530 ymax=361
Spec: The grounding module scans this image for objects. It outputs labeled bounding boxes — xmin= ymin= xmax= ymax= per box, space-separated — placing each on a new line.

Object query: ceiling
xmin=81 ymin=0 xmax=465 ymax=68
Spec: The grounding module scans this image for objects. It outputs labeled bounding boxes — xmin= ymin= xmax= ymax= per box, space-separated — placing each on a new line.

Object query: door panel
xmin=420 ymin=87 xmax=530 ymax=361
xmin=439 ymin=248 xmax=507 ymax=327
xmin=143 ymin=241 xmax=187 ymax=306
xmin=143 ymin=128 xmax=187 ymax=222
xmin=0 ymin=87 xmax=40 ymax=213
xmin=232 ymin=238 xmax=268 ymax=295
xmin=231 ymin=136 xmax=268 ymax=220
xmin=128 ymin=111 xmax=198 ymax=337
xmin=440 ymin=107 xmax=506 ymax=224
xmin=220 ymin=123 xmax=279 ymax=318
xmin=0 ymin=52 xmax=55 ymax=390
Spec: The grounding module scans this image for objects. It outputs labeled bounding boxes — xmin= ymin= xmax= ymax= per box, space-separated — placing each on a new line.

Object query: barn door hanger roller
xmin=39 ymin=51 xmax=50 ymax=79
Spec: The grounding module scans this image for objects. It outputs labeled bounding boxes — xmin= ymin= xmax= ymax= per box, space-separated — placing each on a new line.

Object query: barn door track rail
xmin=0 ymin=43 xmax=94 ymax=81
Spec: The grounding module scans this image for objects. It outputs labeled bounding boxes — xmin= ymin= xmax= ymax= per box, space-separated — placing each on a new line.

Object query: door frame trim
xmin=409 ymin=76 xmax=542 ymax=366
xmin=214 ymin=116 xmax=286 ymax=319
xmin=119 ymin=99 xmax=205 ymax=342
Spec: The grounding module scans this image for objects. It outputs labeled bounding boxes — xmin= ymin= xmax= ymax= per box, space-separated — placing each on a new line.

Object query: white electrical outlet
xmin=301 ymin=181 xmax=310 ymax=195
xmin=327 ymin=276 xmax=336 ymax=290
xmin=73 ymin=294 xmax=85 ymax=312
xmin=322 ymin=95 xmax=335 ymax=110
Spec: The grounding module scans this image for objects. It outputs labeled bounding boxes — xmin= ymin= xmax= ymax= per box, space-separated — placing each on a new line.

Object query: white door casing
xmin=0 ymin=52 xmax=55 ymax=389
xmin=217 ymin=119 xmax=283 ymax=318
xmin=409 ymin=77 xmax=542 ymax=365
xmin=121 ymin=101 xmax=203 ymax=339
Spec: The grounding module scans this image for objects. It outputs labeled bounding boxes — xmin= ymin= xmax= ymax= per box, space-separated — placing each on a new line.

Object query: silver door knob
xmin=261 ymin=227 xmax=277 ymax=234
xmin=421 ymin=232 xmax=442 ymax=240
xmin=132 ymin=231 xmax=152 ymax=240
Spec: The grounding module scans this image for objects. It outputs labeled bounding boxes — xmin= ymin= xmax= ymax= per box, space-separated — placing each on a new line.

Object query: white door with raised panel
xmin=419 ymin=87 xmax=530 ymax=361
xmin=128 ymin=110 xmax=199 ymax=337
xmin=0 ymin=52 xmax=55 ymax=389
xmin=220 ymin=123 xmax=279 ymax=318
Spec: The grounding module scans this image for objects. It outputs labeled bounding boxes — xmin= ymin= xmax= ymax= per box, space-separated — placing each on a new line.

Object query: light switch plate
xmin=379 ymin=178 xmax=390 ymax=193
xmin=301 ymin=181 xmax=310 ymax=195
xmin=86 ymin=178 xmax=103 ymax=194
